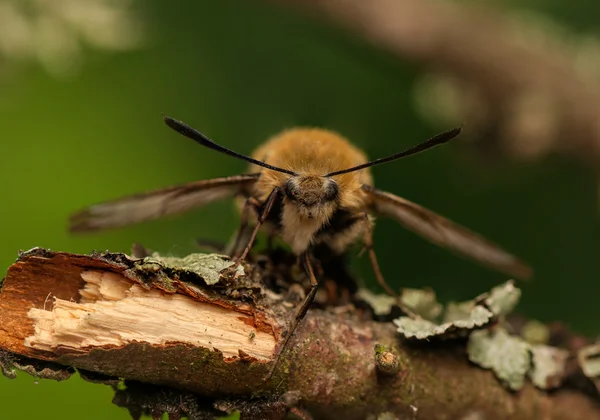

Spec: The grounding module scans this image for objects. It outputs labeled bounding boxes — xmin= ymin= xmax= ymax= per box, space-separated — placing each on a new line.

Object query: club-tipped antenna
xmin=163 ymin=115 xmax=297 ymax=176
xmin=325 ymin=126 xmax=462 ymax=177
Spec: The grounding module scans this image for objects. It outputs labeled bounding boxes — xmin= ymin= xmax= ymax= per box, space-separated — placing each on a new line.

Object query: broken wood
xmin=1 ymin=248 xmax=599 ymax=419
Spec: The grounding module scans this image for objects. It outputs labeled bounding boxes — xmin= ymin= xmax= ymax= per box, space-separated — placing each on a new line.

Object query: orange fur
xmin=248 ymin=128 xmax=373 ymax=209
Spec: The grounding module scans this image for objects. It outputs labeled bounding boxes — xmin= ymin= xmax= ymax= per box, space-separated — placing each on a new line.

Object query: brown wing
xmin=70 ymin=174 xmax=259 ymax=233
xmin=363 ymin=185 xmax=532 ymax=280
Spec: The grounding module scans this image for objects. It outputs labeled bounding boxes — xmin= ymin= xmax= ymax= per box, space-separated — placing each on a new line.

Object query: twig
xmin=269 ymin=0 xmax=600 ymax=165
xmin=0 ymin=248 xmax=598 ymax=419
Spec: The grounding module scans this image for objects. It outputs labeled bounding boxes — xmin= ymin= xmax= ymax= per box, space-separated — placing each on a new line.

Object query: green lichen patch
xmin=521 ymin=320 xmax=550 ymax=345
xmin=392 ymin=281 xmax=571 ymax=391
xmin=443 ymin=300 xmax=477 ymax=323
xmin=578 ymin=345 xmax=600 ymax=394
xmin=529 ymin=345 xmax=569 ymax=389
xmin=355 ymin=289 xmax=397 ymax=316
xmin=393 ymin=282 xmax=519 ymax=340
xmin=93 ymin=249 xmax=263 ymax=302
xmin=92 ymin=250 xmax=243 ymax=291
xmin=468 ymin=328 xmax=569 ymax=391
xmin=478 ymin=281 xmax=521 ymax=317
xmin=143 ymin=253 xmax=237 ymax=285
xmin=467 ymin=328 xmax=531 ymax=391
xmin=578 ymin=344 xmax=600 ymax=379
xmin=400 ymin=288 xmax=443 ymax=322
xmin=394 ymin=306 xmax=493 ymax=340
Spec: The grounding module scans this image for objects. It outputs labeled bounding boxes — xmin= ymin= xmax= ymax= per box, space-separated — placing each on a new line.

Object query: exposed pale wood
xmin=26 ymin=270 xmax=275 ymax=360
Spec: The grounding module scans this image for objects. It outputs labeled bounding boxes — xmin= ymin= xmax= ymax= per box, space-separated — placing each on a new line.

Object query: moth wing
xmin=363 ymin=185 xmax=532 ymax=280
xmin=70 ymin=174 xmax=259 ymax=233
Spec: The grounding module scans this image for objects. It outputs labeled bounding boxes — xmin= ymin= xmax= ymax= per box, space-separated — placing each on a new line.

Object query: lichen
xmin=400 ymin=288 xmax=443 ymax=322
xmin=141 ymin=253 xmax=236 ymax=286
xmin=356 ymin=289 xmax=397 ymax=316
xmin=467 ymin=328 xmax=531 ymax=391
xmin=578 ymin=344 xmax=600 ymax=378
xmin=521 ymin=320 xmax=550 ymax=345
xmin=466 ymin=327 xmax=569 ymax=391
xmin=479 ymin=281 xmax=521 ymax=317
xmin=393 ymin=281 xmax=521 ymax=342
xmin=394 ymin=306 xmax=492 ymax=340
xmin=393 ymin=281 xmax=569 ymax=392
xmin=529 ymin=344 xmax=568 ymax=389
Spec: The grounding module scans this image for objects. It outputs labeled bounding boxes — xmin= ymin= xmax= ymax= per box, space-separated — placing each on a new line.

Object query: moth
xmin=70 ymin=116 xmax=532 ymax=376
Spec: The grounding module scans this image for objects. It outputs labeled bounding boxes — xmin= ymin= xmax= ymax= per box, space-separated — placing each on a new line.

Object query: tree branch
xmin=0 ymin=248 xmax=598 ymax=419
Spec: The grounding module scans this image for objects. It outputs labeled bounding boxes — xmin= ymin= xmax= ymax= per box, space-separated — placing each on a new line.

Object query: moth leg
xmin=228 ymin=197 xmax=260 ymax=258
xmin=236 ymin=187 xmax=280 ymax=262
xmin=362 ymin=213 xmax=398 ymax=298
xmin=264 ymin=251 xmax=320 ymax=381
xmin=310 ymin=258 xmax=335 ymax=304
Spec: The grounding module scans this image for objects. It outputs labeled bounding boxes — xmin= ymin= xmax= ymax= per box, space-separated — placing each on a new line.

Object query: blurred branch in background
xmin=0 ymin=0 xmax=144 ymax=77
xmin=270 ymin=0 xmax=600 ymax=171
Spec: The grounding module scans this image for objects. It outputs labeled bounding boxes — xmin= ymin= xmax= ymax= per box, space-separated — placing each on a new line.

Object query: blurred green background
xmin=1 ymin=0 xmax=599 ymax=418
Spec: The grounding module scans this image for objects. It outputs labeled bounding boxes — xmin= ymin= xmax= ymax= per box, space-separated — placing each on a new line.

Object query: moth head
xmin=162 ymin=114 xmax=462 ymax=222
xmin=283 ymin=176 xmax=339 ymax=220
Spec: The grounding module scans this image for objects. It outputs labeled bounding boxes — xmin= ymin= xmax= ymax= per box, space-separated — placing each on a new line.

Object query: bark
xmin=269 ymin=0 xmax=600 ymax=166
xmin=0 ymin=247 xmax=598 ymax=419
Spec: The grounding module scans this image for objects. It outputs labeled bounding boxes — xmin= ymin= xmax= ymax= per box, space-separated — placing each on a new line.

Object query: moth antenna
xmin=325 ymin=126 xmax=462 ymax=177
xmin=163 ymin=115 xmax=298 ymax=176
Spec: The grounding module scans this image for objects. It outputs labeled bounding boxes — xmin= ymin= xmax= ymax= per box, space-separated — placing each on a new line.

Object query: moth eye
xmin=284 ymin=180 xmax=299 ymax=200
xmin=324 ymin=181 xmax=338 ymax=201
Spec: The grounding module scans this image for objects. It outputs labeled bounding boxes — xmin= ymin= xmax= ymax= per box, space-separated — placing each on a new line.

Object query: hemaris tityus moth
xmin=70 ymin=116 xmax=532 ymax=378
